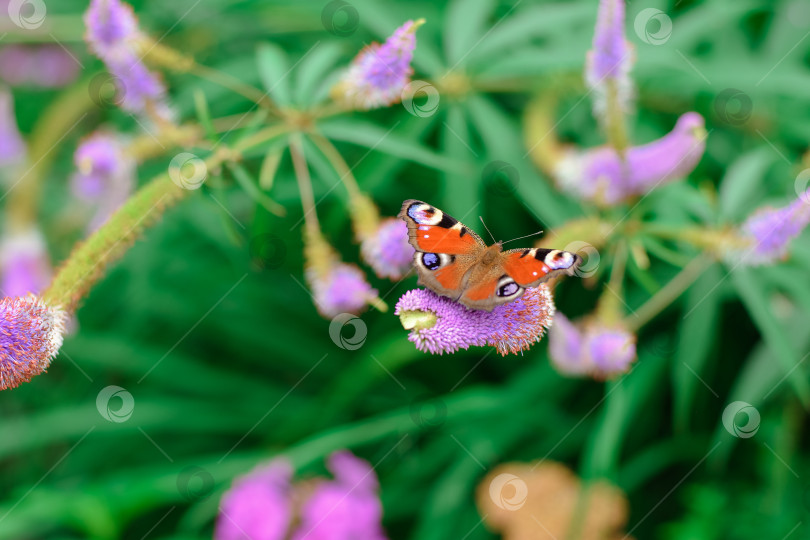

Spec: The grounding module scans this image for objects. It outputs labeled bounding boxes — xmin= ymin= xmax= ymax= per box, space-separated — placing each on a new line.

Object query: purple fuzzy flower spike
xmin=215 ymin=460 xmax=293 ymax=540
xmin=548 ymin=313 xmax=636 ymax=378
xmin=292 ymin=451 xmax=387 ymax=540
xmin=0 ymin=87 xmax=26 ymax=169
xmin=84 ymin=0 xmax=172 ymax=122
xmin=736 ymin=189 xmax=810 ymax=266
xmin=361 ymin=218 xmax=414 ymax=280
xmin=72 ymin=132 xmax=136 ymax=231
xmin=0 ymin=45 xmax=81 ymax=88
xmin=555 ymin=112 xmax=707 ymax=206
xmin=307 ymin=263 xmax=379 ymax=318
xmin=586 ymin=0 xmax=634 ymax=127
xmin=0 ymin=296 xmax=67 ymax=391
xmin=395 ymin=285 xmax=556 ymax=356
xmin=0 ymin=228 xmax=52 ymax=297
xmin=333 ymin=19 xmax=424 ymax=110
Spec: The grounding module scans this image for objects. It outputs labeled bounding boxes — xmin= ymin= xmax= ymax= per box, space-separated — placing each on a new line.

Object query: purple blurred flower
xmin=84 ymin=0 xmax=172 ymax=122
xmin=548 ymin=313 xmax=636 ymax=378
xmin=215 ymin=451 xmax=387 ymax=540
xmin=0 ymin=87 xmax=26 ymax=169
xmin=554 ymin=112 xmax=707 ymax=206
xmin=71 ymin=132 xmax=136 ymax=231
xmin=292 ymin=451 xmax=386 ymax=540
xmin=84 ymin=0 xmax=139 ymax=61
xmin=586 ymin=0 xmax=634 ymax=124
xmin=737 ymin=189 xmax=810 ymax=266
xmin=361 ymin=218 xmax=414 ymax=280
xmin=0 ymin=45 xmax=81 ymax=88
xmin=0 ymin=296 xmax=67 ymax=391
xmin=0 ymin=228 xmax=51 ymax=297
xmin=333 ymin=19 xmax=423 ymax=110
xmin=215 ymin=460 xmax=293 ymax=540
xmin=395 ymin=285 xmax=555 ymax=356
xmin=307 ymin=263 xmax=379 ymax=318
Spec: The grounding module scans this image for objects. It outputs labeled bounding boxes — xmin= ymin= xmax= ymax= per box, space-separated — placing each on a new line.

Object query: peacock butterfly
xmin=398 ymin=200 xmax=581 ymax=311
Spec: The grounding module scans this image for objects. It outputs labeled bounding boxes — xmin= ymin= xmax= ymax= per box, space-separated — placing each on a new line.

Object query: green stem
xmin=625 ymin=256 xmax=713 ymax=332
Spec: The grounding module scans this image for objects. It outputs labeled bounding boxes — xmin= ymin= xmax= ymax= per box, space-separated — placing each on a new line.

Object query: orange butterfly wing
xmin=501 ymin=248 xmax=581 ymax=288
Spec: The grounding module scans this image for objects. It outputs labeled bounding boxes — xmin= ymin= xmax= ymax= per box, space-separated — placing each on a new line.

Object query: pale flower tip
xmin=368 ymin=295 xmax=389 ymax=313
xmin=548 ymin=312 xmax=636 ymax=379
xmin=0 ymin=296 xmax=68 ymax=391
xmin=398 ymin=309 xmax=437 ymax=331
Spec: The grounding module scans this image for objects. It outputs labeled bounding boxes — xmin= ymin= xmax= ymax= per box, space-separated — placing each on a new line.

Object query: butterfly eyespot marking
xmin=407 ymin=202 xmax=444 ymax=226
xmin=495 ymin=276 xmax=523 ymax=298
xmin=422 ymin=252 xmax=441 ymax=270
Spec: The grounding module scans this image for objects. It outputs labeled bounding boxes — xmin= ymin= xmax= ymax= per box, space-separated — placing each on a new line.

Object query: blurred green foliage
xmin=2 ymin=0 xmax=810 ymax=538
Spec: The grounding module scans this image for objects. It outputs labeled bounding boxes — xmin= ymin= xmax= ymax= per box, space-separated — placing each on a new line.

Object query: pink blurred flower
xmin=0 ymin=228 xmax=51 ymax=297
xmin=548 ymin=313 xmax=636 ymax=378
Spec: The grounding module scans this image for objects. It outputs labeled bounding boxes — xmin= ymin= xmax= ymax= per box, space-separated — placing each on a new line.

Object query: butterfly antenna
xmin=479 ymin=216 xmax=498 ymax=243
xmin=501 ymin=230 xmax=544 ymax=245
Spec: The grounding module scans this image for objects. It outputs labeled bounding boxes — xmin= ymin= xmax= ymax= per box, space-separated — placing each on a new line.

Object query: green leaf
xmin=731 ymin=267 xmax=810 ymax=407
xmin=718 ymin=147 xmax=776 ymax=222
xmin=256 ymin=42 xmax=293 ymax=106
xmin=293 ymin=41 xmax=344 ymax=106
xmin=317 ymin=118 xmax=468 ymax=173
xmin=672 ymin=263 xmax=723 ymax=432
xmin=443 ymin=0 xmax=494 ymax=68
xmin=228 ymin=163 xmax=286 ymax=216
xmin=441 ymin=104 xmax=478 ymax=212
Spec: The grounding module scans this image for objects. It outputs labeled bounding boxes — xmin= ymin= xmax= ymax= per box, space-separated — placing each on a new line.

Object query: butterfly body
xmin=398 ymin=199 xmax=581 ymax=311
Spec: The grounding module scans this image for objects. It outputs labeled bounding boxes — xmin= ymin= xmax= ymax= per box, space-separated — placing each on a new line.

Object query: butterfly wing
xmin=501 ymin=247 xmax=581 ymax=288
xmin=398 ymin=200 xmax=486 ymax=300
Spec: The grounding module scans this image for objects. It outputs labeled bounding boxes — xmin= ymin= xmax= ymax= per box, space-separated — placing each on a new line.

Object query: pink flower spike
xmin=395 ymin=285 xmax=556 ymax=356
xmin=0 ymin=296 xmax=67 ymax=391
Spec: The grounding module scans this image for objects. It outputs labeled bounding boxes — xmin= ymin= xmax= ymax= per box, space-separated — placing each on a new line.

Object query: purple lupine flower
xmin=84 ymin=0 xmax=140 ymax=61
xmin=214 ymin=460 xmax=293 ymax=540
xmin=0 ymin=87 xmax=26 ymax=169
xmin=0 ymin=296 xmax=67 ymax=391
xmin=71 ymin=132 xmax=136 ymax=231
xmin=0 ymin=228 xmax=52 ymax=297
xmin=292 ymin=451 xmax=387 ymax=540
xmin=395 ymin=285 xmax=556 ymax=356
xmin=554 ymin=112 xmax=706 ymax=206
xmin=307 ymin=263 xmax=379 ymax=318
xmin=0 ymin=45 xmax=81 ymax=88
xmin=586 ymin=0 xmax=634 ymax=124
xmin=737 ymin=189 xmax=810 ymax=266
xmin=333 ymin=19 xmax=423 ymax=110
xmin=361 ymin=218 xmax=414 ymax=280
xmin=548 ymin=313 xmax=636 ymax=378
xmin=84 ymin=0 xmax=172 ymax=122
